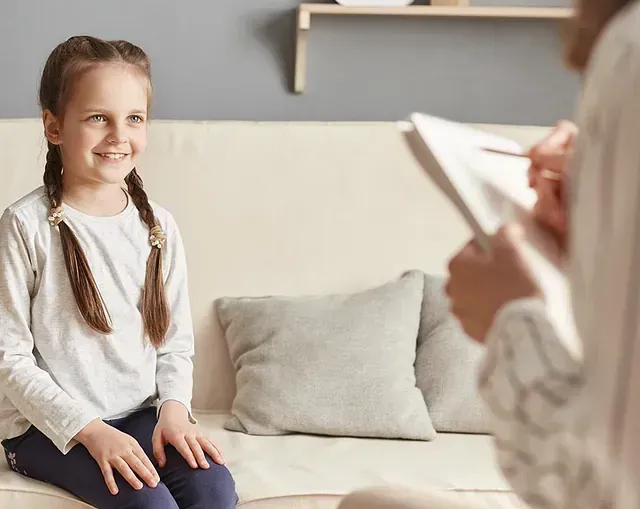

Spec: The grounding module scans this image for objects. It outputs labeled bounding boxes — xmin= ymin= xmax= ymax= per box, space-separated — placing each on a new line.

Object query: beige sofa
xmin=0 ymin=119 xmax=547 ymax=509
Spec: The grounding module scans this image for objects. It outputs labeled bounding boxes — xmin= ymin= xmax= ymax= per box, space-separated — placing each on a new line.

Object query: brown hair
xmin=564 ymin=0 xmax=635 ymax=71
xmin=40 ymin=35 xmax=169 ymax=347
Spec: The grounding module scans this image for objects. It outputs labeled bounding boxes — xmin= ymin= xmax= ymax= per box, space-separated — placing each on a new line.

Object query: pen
xmin=481 ymin=147 xmax=562 ymax=181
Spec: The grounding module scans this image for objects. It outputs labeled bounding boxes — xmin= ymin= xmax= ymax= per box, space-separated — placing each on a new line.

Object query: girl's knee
xmin=183 ymin=463 xmax=238 ymax=508
xmin=115 ymin=484 xmax=178 ymax=509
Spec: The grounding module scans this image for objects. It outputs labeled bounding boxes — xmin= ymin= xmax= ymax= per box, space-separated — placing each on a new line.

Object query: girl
xmin=0 ymin=36 xmax=237 ymax=508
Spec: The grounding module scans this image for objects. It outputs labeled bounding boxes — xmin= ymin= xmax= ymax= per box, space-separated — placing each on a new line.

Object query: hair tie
xmin=149 ymin=225 xmax=167 ymax=249
xmin=48 ymin=207 xmax=64 ymax=227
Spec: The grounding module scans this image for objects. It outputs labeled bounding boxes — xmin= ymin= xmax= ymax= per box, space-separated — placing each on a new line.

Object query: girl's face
xmin=45 ymin=63 xmax=149 ymax=187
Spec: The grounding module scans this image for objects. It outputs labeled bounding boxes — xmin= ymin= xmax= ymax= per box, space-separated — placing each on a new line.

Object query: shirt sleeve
xmin=478 ymin=298 xmax=585 ymax=509
xmin=0 ymin=209 xmax=100 ymax=454
xmin=154 ymin=213 xmax=196 ymax=422
xmin=478 ymin=34 xmax=640 ymax=509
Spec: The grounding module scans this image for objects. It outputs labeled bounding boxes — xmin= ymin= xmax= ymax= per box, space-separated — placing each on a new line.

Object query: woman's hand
xmin=527 ymin=120 xmax=577 ymax=249
xmin=75 ymin=419 xmax=160 ymax=495
xmin=152 ymin=401 xmax=225 ymax=470
xmin=445 ymin=225 xmax=542 ymax=344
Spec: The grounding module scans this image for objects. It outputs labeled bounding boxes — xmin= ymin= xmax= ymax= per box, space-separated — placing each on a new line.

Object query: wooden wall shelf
xmin=294 ymin=3 xmax=574 ymax=93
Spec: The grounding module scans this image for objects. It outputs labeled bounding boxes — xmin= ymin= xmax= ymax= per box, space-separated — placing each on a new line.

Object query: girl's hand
xmin=527 ymin=120 xmax=577 ymax=249
xmin=152 ymin=401 xmax=225 ymax=470
xmin=445 ymin=225 xmax=542 ymax=343
xmin=75 ymin=419 xmax=160 ymax=495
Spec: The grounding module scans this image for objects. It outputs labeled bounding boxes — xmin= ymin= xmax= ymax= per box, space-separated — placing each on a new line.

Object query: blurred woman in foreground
xmin=340 ymin=1 xmax=640 ymax=508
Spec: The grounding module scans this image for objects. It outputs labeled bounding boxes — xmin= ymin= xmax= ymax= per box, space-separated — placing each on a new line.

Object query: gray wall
xmin=0 ymin=0 xmax=580 ymax=125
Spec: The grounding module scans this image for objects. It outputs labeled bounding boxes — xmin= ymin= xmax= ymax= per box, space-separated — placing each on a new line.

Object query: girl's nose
xmin=106 ymin=126 xmax=128 ymax=145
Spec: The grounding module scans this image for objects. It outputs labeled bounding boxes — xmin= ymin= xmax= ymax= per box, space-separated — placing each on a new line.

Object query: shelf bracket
xmin=294 ymin=7 xmax=312 ymax=94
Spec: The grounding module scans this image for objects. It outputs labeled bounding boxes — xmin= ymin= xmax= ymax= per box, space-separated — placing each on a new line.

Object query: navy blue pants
xmin=2 ymin=407 xmax=237 ymax=508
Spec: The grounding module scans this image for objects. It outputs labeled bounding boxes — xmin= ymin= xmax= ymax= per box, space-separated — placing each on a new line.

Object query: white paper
xmin=401 ymin=113 xmax=579 ymax=353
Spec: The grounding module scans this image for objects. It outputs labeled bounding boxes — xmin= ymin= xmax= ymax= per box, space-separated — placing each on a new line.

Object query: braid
xmin=125 ymin=168 xmax=170 ymax=347
xmin=125 ymin=169 xmax=156 ymax=229
xmin=44 ymin=143 xmax=112 ymax=335
xmin=44 ymin=143 xmax=63 ymax=208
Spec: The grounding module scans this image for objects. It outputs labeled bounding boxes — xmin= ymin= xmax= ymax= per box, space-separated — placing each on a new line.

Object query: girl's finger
xmin=199 ymin=436 xmax=225 ymax=465
xmin=100 ymin=462 xmax=119 ymax=496
xmin=172 ymin=436 xmax=198 ymax=469
xmin=186 ymin=435 xmax=210 ymax=469
xmin=132 ymin=449 xmax=160 ymax=487
xmin=112 ymin=457 xmax=143 ymax=491
xmin=152 ymin=431 xmax=167 ymax=468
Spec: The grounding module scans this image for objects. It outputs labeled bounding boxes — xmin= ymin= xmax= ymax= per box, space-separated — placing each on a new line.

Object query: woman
xmin=339 ymin=1 xmax=640 ymax=508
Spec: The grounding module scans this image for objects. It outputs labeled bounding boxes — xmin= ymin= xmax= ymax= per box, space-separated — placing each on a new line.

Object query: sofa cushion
xmin=0 ymin=412 xmax=518 ymax=509
xmin=415 ymin=273 xmax=492 ymax=433
xmin=216 ymin=271 xmax=436 ymax=441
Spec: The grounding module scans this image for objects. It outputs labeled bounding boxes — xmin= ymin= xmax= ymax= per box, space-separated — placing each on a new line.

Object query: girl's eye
xmin=89 ymin=114 xmax=107 ymax=123
xmin=129 ymin=115 xmax=144 ymax=123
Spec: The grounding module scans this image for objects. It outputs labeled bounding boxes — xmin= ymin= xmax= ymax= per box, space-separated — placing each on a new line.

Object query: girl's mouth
xmin=95 ymin=153 xmax=129 ymax=161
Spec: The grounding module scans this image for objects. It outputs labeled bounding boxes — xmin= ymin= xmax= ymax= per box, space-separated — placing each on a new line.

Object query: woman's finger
xmin=533 ymin=180 xmax=562 ymax=213
xmin=531 ymin=151 xmax=569 ymax=176
xmin=112 ymin=456 xmax=143 ymax=491
xmin=460 ymin=319 xmax=484 ymax=343
xmin=449 ymin=303 xmax=469 ymax=321
xmin=528 ymin=123 xmax=576 ymax=173
xmin=186 ymin=435 xmax=210 ymax=469
xmin=462 ymin=238 xmax=483 ymax=254
xmin=533 ymin=182 xmax=567 ymax=235
xmin=448 ymin=240 xmax=484 ymax=275
xmin=528 ymin=162 xmax=541 ymax=188
xmin=493 ymin=224 xmax=524 ymax=248
xmin=529 ymin=121 xmax=576 ymax=157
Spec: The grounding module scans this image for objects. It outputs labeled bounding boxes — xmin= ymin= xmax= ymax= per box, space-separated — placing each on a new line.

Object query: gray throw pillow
xmin=415 ymin=272 xmax=492 ymax=434
xmin=216 ymin=271 xmax=436 ymax=440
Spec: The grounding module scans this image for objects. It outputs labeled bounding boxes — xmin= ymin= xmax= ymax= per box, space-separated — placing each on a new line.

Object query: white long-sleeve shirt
xmin=0 ymin=186 xmax=195 ymax=454
xmin=480 ymin=3 xmax=640 ymax=509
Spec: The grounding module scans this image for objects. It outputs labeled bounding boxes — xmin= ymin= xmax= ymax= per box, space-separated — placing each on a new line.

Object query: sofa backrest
xmin=0 ymin=119 xmax=549 ymax=412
